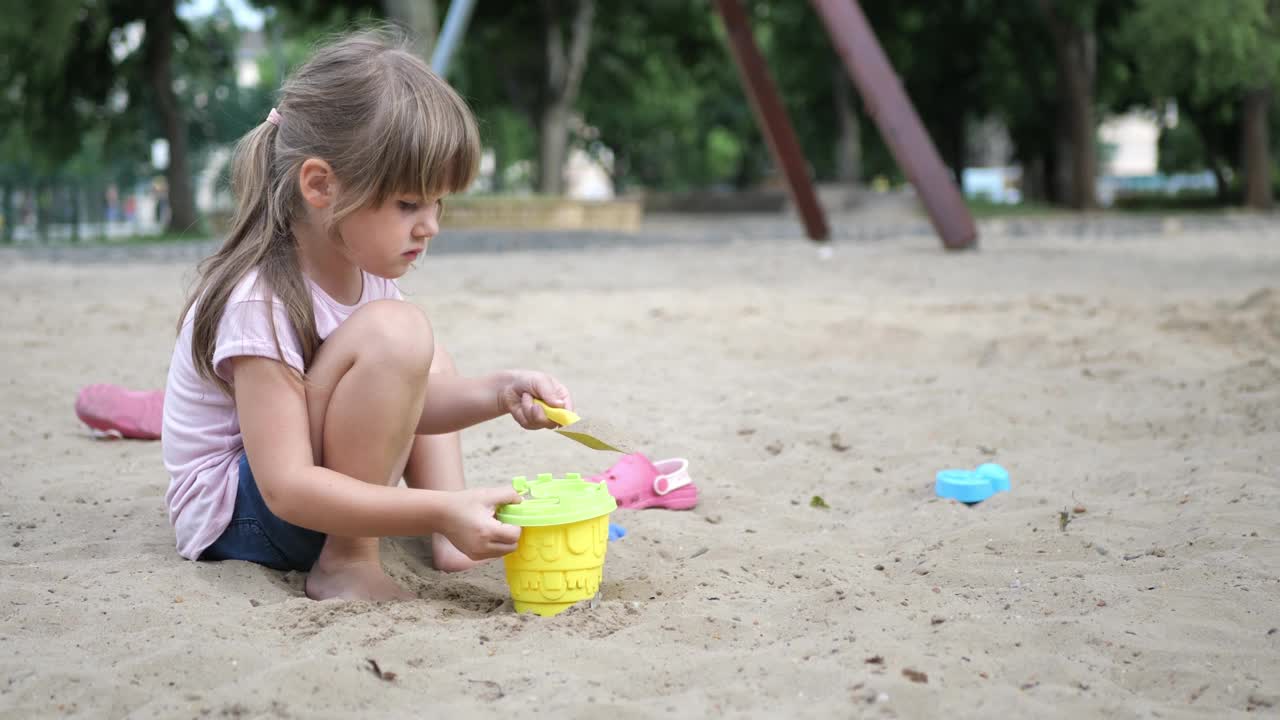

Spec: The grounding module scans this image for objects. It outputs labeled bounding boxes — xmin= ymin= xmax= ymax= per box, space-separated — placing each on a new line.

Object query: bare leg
xmin=301 ymin=300 xmax=433 ymax=601
xmin=403 ymin=344 xmax=483 ymax=573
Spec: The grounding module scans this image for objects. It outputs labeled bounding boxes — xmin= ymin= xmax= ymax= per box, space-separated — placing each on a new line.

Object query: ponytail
xmin=180 ymin=116 xmax=320 ymax=397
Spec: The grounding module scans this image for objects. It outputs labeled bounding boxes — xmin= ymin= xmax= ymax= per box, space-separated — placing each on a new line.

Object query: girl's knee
xmin=430 ymin=343 xmax=457 ymax=376
xmin=349 ymin=300 xmax=434 ymax=373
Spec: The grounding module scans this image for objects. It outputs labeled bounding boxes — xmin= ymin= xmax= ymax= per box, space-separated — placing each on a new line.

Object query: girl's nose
xmin=414 ymin=205 xmax=440 ymax=239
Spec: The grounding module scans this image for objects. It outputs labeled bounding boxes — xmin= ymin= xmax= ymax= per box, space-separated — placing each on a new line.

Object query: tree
xmin=142 ymin=0 xmax=198 ymax=231
xmin=0 ymin=2 xmax=114 ymax=169
xmin=1036 ymin=1 xmax=1103 ymax=209
xmin=964 ymin=3 xmax=1059 ymax=202
xmin=575 ymin=1 xmax=760 ymax=191
xmin=578 ymin=1 xmax=862 ymax=193
xmin=1123 ymin=0 xmax=1280 ymax=208
xmin=267 ymin=0 xmax=437 ymax=56
xmin=270 ymin=0 xmax=594 ymax=195
xmin=0 ymin=123 xmax=37 ymax=243
xmin=537 ymin=0 xmax=595 ymax=194
xmin=382 ymin=0 xmax=437 ymax=58
xmin=456 ymin=0 xmax=597 ymax=194
xmin=0 ymin=0 xmax=207 ymax=233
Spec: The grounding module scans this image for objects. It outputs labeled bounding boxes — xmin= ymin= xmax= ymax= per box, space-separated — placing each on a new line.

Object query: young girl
xmin=161 ymin=29 xmax=572 ymax=602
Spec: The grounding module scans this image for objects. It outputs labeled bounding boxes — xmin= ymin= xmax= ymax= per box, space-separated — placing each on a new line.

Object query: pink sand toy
xmin=75 ymin=385 xmax=164 ymax=439
xmin=588 ymin=453 xmax=697 ymax=510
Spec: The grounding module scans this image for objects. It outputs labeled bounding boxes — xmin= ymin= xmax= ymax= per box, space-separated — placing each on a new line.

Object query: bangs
xmin=368 ymin=67 xmax=481 ymax=206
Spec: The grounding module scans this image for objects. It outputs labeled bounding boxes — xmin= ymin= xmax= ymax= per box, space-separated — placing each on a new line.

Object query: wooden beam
xmin=713 ymin=0 xmax=830 ymax=242
xmin=810 ymin=0 xmax=978 ymax=249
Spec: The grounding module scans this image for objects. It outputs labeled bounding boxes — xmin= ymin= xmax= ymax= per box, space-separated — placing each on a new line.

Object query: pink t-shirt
xmin=162 ymin=269 xmax=402 ymax=560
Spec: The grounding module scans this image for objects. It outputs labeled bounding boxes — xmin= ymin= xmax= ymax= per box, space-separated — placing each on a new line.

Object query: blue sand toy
xmin=935 ymin=463 xmax=1011 ymax=504
xmin=608 ymin=522 xmax=627 ymax=541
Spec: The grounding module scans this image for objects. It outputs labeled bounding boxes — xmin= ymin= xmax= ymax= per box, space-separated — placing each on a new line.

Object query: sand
xmin=2 ymin=216 xmax=1278 ymax=718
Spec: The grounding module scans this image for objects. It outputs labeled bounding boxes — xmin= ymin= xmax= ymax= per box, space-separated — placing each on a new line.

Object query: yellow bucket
xmin=497 ymin=474 xmax=617 ymax=617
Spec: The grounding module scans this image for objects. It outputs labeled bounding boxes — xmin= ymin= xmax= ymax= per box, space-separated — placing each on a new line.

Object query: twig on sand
xmin=366 ymin=659 xmax=396 ymax=682
xmin=467 ymin=679 xmax=505 ymax=701
xmin=902 ymin=668 xmax=928 ymax=684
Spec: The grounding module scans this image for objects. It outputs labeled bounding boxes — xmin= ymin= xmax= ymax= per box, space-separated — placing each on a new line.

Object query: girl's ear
xmin=299 ymin=158 xmax=337 ymax=209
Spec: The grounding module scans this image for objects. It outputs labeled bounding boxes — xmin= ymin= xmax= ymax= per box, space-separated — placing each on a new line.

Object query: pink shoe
xmin=75 ymin=385 xmax=164 ymax=440
xmin=588 ymin=453 xmax=698 ymax=510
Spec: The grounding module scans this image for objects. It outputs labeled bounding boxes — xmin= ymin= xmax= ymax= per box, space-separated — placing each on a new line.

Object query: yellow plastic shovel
xmin=533 ymin=399 xmax=637 ymax=454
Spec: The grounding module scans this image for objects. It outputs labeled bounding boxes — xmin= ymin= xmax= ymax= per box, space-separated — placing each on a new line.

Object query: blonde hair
xmin=181 ymin=28 xmax=480 ymax=396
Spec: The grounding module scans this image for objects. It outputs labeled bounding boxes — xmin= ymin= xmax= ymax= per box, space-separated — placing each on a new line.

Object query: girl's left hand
xmin=497 ymin=371 xmax=572 ymax=430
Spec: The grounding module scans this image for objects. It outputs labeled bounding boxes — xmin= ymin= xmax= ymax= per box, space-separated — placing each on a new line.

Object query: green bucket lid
xmin=495 ymin=473 xmax=617 ymax=527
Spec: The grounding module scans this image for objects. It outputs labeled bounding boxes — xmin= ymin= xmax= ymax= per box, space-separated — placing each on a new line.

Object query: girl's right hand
xmin=438 ymin=486 xmax=524 ymax=560
xmin=497 ymin=370 xmax=572 ymax=430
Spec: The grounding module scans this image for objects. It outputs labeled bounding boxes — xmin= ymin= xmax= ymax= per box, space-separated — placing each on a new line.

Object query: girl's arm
xmin=231 ymin=356 xmax=519 ymax=554
xmin=414 ymin=371 xmax=572 ymax=435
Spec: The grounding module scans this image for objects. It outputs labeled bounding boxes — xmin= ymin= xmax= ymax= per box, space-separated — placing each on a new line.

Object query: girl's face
xmin=337 ymin=195 xmax=443 ymax=278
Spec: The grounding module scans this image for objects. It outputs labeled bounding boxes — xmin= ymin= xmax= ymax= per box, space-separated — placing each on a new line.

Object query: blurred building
xmin=962 ymin=109 xmax=1216 ymax=206
xmin=1099 ymin=112 xmax=1159 ymax=176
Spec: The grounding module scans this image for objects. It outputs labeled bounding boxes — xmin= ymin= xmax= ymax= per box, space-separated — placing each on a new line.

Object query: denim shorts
xmin=200 ymin=453 xmax=326 ymax=571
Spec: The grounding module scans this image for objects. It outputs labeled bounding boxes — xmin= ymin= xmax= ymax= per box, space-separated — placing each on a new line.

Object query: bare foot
xmin=305 ymin=556 xmax=416 ymax=601
xmin=430 ymin=533 xmax=484 ymax=573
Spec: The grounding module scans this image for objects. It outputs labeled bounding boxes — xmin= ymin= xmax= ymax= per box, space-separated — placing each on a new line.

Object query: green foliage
xmin=1158 ymin=116 xmax=1209 ymax=174
xmin=966 ymin=198 xmax=1062 ymax=218
xmin=448 ymin=2 xmax=543 ymax=190
xmin=5 ymin=0 xmax=1279 ymax=215
xmin=254 ymin=0 xmax=382 ymax=35
xmin=0 ymin=1 xmax=116 ymax=170
xmin=574 ymin=1 xmax=753 ymax=190
xmin=1120 ymin=0 xmax=1278 ymax=188
xmin=1124 ymin=0 xmax=1280 ymax=104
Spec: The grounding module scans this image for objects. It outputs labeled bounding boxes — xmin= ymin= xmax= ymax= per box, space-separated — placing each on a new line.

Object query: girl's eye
xmin=398 ymin=201 xmax=419 ymax=212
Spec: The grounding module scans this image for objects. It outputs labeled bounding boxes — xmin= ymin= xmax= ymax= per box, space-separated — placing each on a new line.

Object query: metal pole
xmin=713 ymin=0 xmax=830 ymax=243
xmin=809 ymin=0 xmax=977 ymax=250
xmin=431 ymin=0 xmax=479 ymax=77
